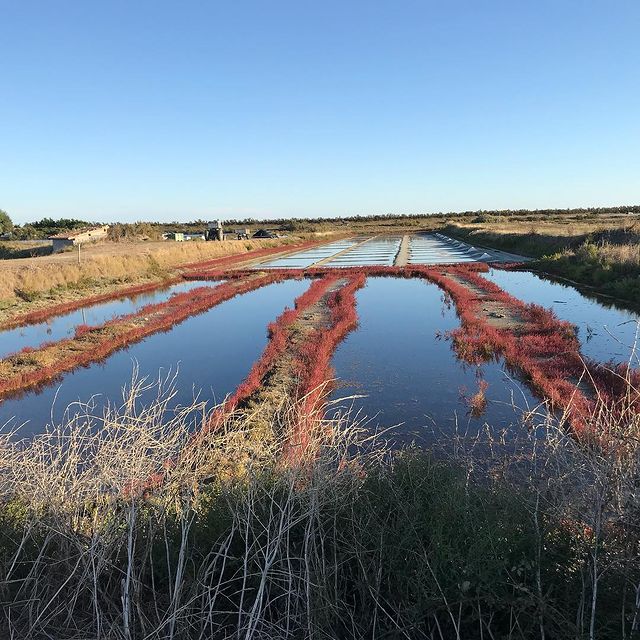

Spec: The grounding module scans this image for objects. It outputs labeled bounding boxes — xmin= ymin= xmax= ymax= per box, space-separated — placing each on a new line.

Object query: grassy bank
xmin=0 ymin=380 xmax=639 ymax=639
xmin=0 ymin=237 xmax=300 ymax=321
xmin=444 ymin=221 xmax=640 ymax=303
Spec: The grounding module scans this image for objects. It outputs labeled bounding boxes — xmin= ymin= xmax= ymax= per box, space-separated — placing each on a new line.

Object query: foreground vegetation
xmin=0 ymin=376 xmax=639 ymax=639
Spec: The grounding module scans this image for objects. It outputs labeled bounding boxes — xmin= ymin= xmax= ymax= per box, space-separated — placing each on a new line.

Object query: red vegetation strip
xmin=298 ymin=274 xmax=366 ymax=410
xmin=0 ymin=277 xmax=185 ymax=331
xmin=288 ymin=274 xmax=366 ymax=453
xmin=197 ymin=272 xmax=366 ymax=463
xmin=194 ymin=263 xmax=490 ymax=282
xmin=0 ymin=275 xmax=288 ymax=400
xmin=199 ymin=275 xmax=342 ymax=436
xmin=422 ymin=268 xmax=639 ymax=433
xmin=213 ymin=263 xmax=638 ymax=434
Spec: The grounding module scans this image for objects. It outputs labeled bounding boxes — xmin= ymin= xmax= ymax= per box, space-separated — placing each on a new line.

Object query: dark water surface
xmin=0 ymin=279 xmax=308 ymax=437
xmin=0 ymin=280 xmax=222 ymax=360
xmin=328 ymin=278 xmax=542 ymax=446
xmin=485 ymin=269 xmax=640 ymax=365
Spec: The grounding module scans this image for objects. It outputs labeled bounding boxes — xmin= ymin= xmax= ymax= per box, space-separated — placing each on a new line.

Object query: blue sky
xmin=1 ymin=1 xmax=639 ymax=224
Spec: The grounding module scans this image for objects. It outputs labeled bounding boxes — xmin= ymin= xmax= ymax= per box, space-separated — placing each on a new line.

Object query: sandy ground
xmin=447 ymin=272 xmax=525 ymax=331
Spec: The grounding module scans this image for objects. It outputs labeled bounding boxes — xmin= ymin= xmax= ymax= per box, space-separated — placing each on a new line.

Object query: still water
xmin=328 ymin=278 xmax=542 ymax=446
xmin=485 ymin=269 xmax=640 ymax=365
xmin=0 ymin=279 xmax=309 ymax=437
xmin=0 ymin=280 xmax=222 ymax=360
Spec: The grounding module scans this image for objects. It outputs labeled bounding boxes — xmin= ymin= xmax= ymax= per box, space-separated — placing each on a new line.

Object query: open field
xmin=0 ymin=236 xmax=311 ymax=323
xmin=443 ymin=215 xmax=640 ymax=304
xmin=0 ymin=231 xmax=639 ymax=638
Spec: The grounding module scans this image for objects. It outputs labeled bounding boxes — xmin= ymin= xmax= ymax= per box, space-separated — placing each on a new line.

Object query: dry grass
xmin=0 ymin=371 xmax=639 ymax=638
xmin=576 ymin=239 xmax=640 ymax=269
xmin=451 ymin=220 xmax=617 ymax=238
xmin=0 ymin=238 xmax=296 ymax=303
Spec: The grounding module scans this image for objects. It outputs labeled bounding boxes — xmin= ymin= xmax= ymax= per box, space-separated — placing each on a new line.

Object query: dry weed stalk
xmin=0 ymin=365 xmax=639 ymax=638
xmin=0 ymin=374 xmax=380 ymax=639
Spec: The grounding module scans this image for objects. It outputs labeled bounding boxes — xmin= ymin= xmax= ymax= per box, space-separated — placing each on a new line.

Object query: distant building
xmin=49 ymin=225 xmax=110 ymax=252
xmin=165 ymin=232 xmax=184 ymax=242
xmin=206 ymin=220 xmax=224 ymax=241
xmin=183 ymin=232 xmax=205 ymax=241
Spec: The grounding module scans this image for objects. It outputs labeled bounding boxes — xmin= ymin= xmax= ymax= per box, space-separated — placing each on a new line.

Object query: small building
xmin=183 ymin=232 xmax=205 ymax=241
xmin=166 ymin=232 xmax=184 ymax=242
xmin=49 ymin=225 xmax=110 ymax=252
xmin=206 ymin=220 xmax=224 ymax=241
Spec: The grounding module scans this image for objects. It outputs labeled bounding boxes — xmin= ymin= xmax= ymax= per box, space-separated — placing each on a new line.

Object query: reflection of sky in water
xmin=329 ymin=278 xmax=541 ymax=446
xmin=0 ymin=279 xmax=309 ymax=438
xmin=325 ymin=237 xmax=402 ymax=267
xmin=408 ymin=234 xmax=494 ymax=264
xmin=259 ymin=240 xmax=359 ymax=268
xmin=0 ymin=280 xmax=220 ymax=360
xmin=486 ymin=269 xmax=640 ymax=366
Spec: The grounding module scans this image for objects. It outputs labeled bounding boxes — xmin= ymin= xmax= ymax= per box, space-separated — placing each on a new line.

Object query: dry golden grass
xmin=0 ymin=238 xmax=297 ymax=301
xmin=585 ymin=239 xmax=640 ymax=267
xmin=451 ymin=219 xmax=627 ymax=238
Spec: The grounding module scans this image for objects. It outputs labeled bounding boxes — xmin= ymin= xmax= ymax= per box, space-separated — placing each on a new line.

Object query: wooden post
xmin=77 ymin=242 xmax=81 ymax=265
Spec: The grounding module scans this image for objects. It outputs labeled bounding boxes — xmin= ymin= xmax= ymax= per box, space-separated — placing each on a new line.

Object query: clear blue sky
xmin=1 ymin=1 xmax=639 ymax=224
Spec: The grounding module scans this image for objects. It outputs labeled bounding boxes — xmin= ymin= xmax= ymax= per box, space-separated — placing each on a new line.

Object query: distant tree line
xmin=222 ymin=204 xmax=640 ymax=227
xmin=1 ymin=204 xmax=638 ymax=242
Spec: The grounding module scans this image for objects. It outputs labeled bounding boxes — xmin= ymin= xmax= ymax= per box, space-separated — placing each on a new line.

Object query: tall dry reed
xmin=0 ymin=369 xmax=639 ymax=638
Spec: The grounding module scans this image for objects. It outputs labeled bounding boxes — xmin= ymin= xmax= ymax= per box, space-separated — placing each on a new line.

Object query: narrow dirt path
xmin=445 ymin=271 xmax=526 ymax=331
xmin=225 ymin=278 xmax=348 ymax=439
xmin=394 ymin=234 xmax=410 ymax=266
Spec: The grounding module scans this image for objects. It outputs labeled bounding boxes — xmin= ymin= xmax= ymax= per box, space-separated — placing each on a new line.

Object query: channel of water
xmin=485 ymin=268 xmax=640 ymax=365
xmin=0 ymin=279 xmax=222 ymax=360
xmin=0 ymin=279 xmax=308 ymax=438
xmin=328 ymin=277 xmax=543 ymax=446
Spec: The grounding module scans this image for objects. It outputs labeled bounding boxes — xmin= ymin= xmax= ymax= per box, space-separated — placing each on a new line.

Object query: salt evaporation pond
xmin=485 ymin=269 xmax=640 ymax=365
xmin=0 ymin=279 xmax=221 ymax=360
xmin=0 ymin=279 xmax=308 ymax=438
xmin=328 ymin=277 xmax=542 ymax=445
